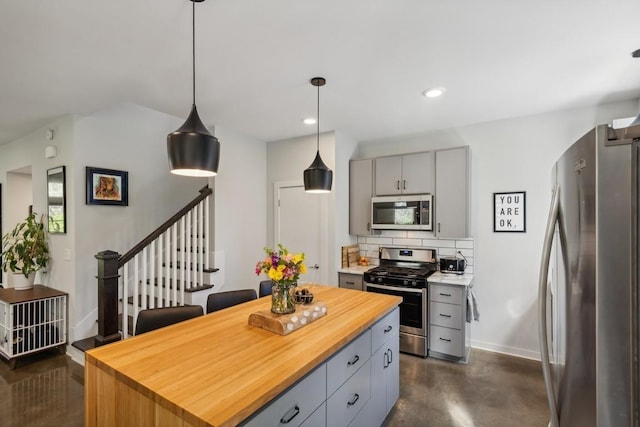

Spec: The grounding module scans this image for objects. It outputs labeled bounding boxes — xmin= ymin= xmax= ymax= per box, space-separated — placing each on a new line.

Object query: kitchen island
xmin=85 ymin=285 xmax=401 ymax=427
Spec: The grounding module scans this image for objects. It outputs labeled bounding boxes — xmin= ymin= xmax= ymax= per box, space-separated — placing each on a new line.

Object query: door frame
xmin=273 ymin=180 xmax=330 ymax=284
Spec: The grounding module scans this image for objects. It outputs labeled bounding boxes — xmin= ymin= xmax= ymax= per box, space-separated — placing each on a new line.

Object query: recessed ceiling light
xmin=303 ymin=117 xmax=316 ymax=125
xmin=423 ymin=87 xmax=446 ymax=98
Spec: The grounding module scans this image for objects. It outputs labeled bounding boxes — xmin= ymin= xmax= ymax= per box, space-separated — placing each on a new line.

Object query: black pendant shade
xmin=168 ymin=105 xmax=220 ymax=177
xmin=167 ymin=0 xmax=220 ymax=177
xmin=304 ymin=77 xmax=333 ymax=193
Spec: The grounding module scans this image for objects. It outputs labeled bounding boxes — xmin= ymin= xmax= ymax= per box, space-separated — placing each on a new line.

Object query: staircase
xmin=73 ymin=186 xmax=219 ymax=351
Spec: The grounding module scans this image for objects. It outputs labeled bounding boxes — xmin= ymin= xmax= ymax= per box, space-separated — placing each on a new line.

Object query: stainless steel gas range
xmin=364 ymin=247 xmax=437 ymax=358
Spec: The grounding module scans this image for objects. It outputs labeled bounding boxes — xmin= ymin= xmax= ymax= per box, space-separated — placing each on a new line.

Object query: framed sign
xmin=47 ymin=166 xmax=66 ymax=234
xmin=494 ymin=191 xmax=526 ymax=232
xmin=86 ymin=167 xmax=128 ymax=206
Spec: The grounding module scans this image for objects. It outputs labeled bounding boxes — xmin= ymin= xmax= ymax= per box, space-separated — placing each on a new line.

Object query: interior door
xmin=275 ymin=184 xmax=322 ymax=284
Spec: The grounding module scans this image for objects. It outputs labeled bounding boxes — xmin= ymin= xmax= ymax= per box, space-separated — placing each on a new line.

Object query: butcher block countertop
xmin=84 ymin=285 xmax=401 ymax=427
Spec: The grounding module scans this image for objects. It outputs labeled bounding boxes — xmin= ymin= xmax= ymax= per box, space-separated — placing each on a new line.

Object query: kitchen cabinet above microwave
xmin=374 ymin=152 xmax=435 ymax=196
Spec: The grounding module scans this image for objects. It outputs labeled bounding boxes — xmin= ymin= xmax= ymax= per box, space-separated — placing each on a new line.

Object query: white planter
xmin=12 ymin=272 xmax=35 ymax=290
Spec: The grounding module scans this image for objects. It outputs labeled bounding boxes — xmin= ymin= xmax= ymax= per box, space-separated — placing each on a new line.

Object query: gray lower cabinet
xmin=435 ymin=146 xmax=470 ymax=238
xmin=349 ymin=159 xmax=374 ymax=235
xmin=338 ymin=273 xmax=363 ymax=291
xmin=243 ymin=309 xmax=400 ymax=427
xmin=428 ymin=282 xmax=470 ymax=362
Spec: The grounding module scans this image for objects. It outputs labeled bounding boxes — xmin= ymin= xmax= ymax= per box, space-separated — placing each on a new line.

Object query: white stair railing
xmin=115 ymin=187 xmax=212 ymax=338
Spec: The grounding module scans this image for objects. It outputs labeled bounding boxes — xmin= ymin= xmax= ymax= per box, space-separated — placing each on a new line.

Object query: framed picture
xmin=47 ymin=166 xmax=66 ymax=233
xmin=493 ymin=191 xmax=526 ymax=232
xmin=86 ymin=167 xmax=128 ymax=206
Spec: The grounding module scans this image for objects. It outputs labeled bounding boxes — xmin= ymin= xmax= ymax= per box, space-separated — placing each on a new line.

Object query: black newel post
xmin=95 ymin=250 xmax=122 ymax=346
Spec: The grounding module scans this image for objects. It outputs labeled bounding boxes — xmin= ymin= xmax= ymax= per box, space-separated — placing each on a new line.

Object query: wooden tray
xmin=248 ymin=301 xmax=328 ymax=335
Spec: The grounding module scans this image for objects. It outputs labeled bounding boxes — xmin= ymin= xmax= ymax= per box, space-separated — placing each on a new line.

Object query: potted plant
xmin=1 ymin=212 xmax=50 ymax=290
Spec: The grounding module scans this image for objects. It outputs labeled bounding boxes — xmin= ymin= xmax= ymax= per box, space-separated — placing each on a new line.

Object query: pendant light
xmin=304 ymin=77 xmax=333 ymax=193
xmin=167 ymin=0 xmax=220 ymax=177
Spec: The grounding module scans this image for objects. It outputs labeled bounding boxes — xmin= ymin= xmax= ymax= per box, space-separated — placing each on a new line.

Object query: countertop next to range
xmin=428 ymin=271 xmax=474 ymax=287
xmin=337 ymin=265 xmax=373 ymax=275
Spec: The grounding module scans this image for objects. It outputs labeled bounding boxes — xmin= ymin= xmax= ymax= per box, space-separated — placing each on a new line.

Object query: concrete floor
xmin=0 ymin=348 xmax=548 ymax=427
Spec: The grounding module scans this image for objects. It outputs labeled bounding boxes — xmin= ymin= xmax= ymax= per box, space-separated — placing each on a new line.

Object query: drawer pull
xmin=439 ymin=337 xmax=452 ymax=342
xmin=347 ymin=354 xmax=360 ymax=366
xmin=383 ymin=325 xmax=393 ymax=333
xmin=280 ymin=405 xmax=300 ymax=424
xmin=347 ymin=393 xmax=360 ymax=406
xmin=387 ymin=348 xmax=393 ymax=365
xmin=346 ymin=281 xmax=355 ymax=285
xmin=439 ymin=293 xmax=452 ymax=297
xmin=439 ymin=313 xmax=452 ymax=318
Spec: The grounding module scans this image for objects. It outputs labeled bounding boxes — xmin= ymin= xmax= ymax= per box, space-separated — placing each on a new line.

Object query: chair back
xmin=207 ymin=289 xmax=257 ymax=313
xmin=259 ymin=280 xmax=274 ymax=298
xmin=135 ymin=305 xmax=204 ymax=335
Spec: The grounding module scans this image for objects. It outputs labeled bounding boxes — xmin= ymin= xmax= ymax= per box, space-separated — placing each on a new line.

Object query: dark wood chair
xmin=134 ymin=305 xmax=204 ymax=335
xmin=258 ymin=280 xmax=274 ymax=298
xmin=206 ymin=289 xmax=257 ymax=313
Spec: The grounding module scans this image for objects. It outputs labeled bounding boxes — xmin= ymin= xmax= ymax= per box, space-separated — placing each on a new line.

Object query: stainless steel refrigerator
xmin=538 ymin=123 xmax=640 ymax=427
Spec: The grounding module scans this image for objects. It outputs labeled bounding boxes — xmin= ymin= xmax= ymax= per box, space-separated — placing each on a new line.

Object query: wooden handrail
xmin=118 ymin=186 xmax=212 ymax=267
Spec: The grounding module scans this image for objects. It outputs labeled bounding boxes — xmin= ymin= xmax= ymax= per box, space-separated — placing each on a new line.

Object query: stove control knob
xmin=412 ymin=280 xmax=417 ymax=286
xmin=403 ymin=279 xmax=409 ymax=286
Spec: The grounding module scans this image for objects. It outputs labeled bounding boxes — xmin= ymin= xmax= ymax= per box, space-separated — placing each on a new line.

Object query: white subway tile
xmin=407 ymin=230 xmax=435 ymax=239
xmin=367 ymin=244 xmax=380 ymax=254
xmin=438 ymin=248 xmax=456 ymax=256
xmin=458 ymin=248 xmax=474 ymax=257
xmin=392 ymin=238 xmax=423 ymax=247
xmin=465 ymin=266 xmax=474 ymax=274
xmin=380 ymin=230 xmax=408 ymax=238
xmin=366 ymin=237 xmax=393 ymax=245
xmin=455 ymin=240 xmax=474 ymax=249
xmin=421 ymin=239 xmax=441 ymax=247
xmin=357 ymin=236 xmax=368 ymax=244
xmin=436 ymin=240 xmax=456 ymax=248
xmin=463 ymin=256 xmax=474 ymax=266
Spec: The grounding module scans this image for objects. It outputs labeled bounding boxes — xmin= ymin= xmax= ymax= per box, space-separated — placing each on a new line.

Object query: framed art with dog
xmin=86 ymin=167 xmax=128 ymax=206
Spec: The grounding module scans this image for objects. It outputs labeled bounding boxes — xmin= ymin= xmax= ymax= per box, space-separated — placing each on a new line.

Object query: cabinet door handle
xmin=347 ymin=393 xmax=360 ymax=406
xmin=367 ymin=221 xmax=370 ymax=231
xmin=387 ymin=348 xmax=393 ymax=365
xmin=439 ymin=337 xmax=452 ymax=342
xmin=439 ymin=293 xmax=452 ymax=297
xmin=396 ymin=180 xmax=400 ymax=190
xmin=439 ymin=313 xmax=452 ymax=318
xmin=280 ymin=405 xmax=300 ymax=424
xmin=383 ymin=351 xmax=388 ymax=368
xmin=438 ymin=223 xmax=441 ymax=233
xmin=403 ymin=180 xmax=406 ymax=190
xmin=383 ymin=325 xmax=393 ymax=333
xmin=347 ymin=354 xmax=360 ymax=366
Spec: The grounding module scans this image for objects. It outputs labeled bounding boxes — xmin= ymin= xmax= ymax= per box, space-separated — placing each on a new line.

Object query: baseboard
xmin=67 ymin=344 xmax=85 ymax=367
xmin=471 ymin=339 xmax=541 ymax=361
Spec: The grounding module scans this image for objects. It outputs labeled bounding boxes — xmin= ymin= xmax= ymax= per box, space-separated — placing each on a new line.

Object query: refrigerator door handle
xmin=538 ymin=184 xmax=561 ymax=427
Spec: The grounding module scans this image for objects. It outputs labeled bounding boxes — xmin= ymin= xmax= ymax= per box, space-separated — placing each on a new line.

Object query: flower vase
xmin=271 ymin=282 xmax=296 ymax=314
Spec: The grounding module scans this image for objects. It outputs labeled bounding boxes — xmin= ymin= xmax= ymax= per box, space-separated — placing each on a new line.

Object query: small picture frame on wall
xmin=86 ymin=167 xmax=128 ymax=206
xmin=493 ymin=191 xmax=526 ymax=232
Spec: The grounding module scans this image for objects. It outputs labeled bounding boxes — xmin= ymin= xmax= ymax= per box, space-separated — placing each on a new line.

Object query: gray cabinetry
xmin=349 ymin=159 xmax=374 ymax=235
xmin=435 ymin=147 xmax=470 ymax=238
xmin=338 ymin=273 xmax=363 ymax=291
xmin=428 ymin=282 xmax=470 ymax=363
xmin=374 ymin=152 xmax=434 ymax=196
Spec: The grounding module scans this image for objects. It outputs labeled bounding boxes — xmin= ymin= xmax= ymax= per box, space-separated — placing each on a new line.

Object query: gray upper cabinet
xmin=435 ymin=147 xmax=470 ymax=238
xmin=374 ymin=152 xmax=434 ymax=196
xmin=350 ymin=159 xmax=374 ymax=235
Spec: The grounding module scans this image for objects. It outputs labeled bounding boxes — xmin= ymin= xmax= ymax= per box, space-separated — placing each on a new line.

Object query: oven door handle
xmin=365 ymin=283 xmax=424 ymax=294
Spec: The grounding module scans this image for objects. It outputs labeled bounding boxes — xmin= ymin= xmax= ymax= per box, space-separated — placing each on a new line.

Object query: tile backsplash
xmin=357 ymin=231 xmax=474 ymax=274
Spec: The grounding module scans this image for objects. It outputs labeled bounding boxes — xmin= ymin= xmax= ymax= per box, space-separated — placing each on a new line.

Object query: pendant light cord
xmin=192 ymin=0 xmax=196 ymax=106
xmin=316 ymin=82 xmax=320 ymax=152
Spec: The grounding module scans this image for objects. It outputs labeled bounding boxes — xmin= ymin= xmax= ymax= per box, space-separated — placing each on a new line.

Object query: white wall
xmin=356 ymin=99 xmax=639 ymax=359
xmin=0 ymin=115 xmax=76 ymax=297
xmin=266 ymin=132 xmax=336 ymax=284
xmin=72 ymin=103 xmax=207 ymax=340
xmin=212 ymin=125 xmax=267 ymax=293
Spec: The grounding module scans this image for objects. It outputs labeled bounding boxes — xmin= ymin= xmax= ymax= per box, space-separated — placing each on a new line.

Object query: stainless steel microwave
xmin=371 ymin=195 xmax=433 ymax=230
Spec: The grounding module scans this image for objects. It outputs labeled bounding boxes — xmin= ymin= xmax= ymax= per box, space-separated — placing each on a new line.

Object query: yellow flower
xmin=300 ymin=263 xmax=307 ymax=274
xmin=268 ymin=267 xmax=283 ymax=281
xmin=293 ymin=253 xmax=304 ymax=264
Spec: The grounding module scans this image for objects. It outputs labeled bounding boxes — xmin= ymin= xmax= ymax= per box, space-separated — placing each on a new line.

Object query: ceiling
xmin=2 ymin=0 xmax=640 ymax=146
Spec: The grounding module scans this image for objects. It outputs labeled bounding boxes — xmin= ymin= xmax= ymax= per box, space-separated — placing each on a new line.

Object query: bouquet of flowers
xmin=255 ymin=243 xmax=307 ymax=284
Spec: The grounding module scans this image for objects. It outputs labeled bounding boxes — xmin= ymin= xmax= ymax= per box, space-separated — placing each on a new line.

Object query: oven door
xmin=365 ymin=282 xmax=427 ymax=336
